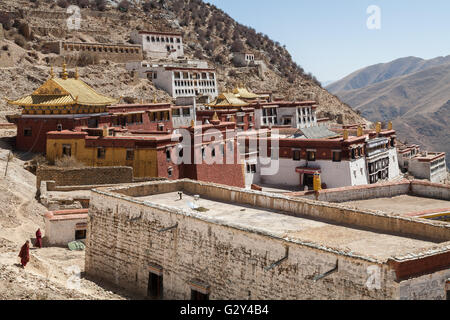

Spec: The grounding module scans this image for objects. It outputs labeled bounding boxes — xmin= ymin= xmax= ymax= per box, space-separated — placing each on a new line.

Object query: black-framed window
xmin=332 ymin=151 xmax=342 ymax=162
xmin=97 ymin=148 xmax=106 ymax=159
xmin=293 ymin=150 xmax=301 ymax=161
xmin=126 ymin=149 xmax=134 ymax=161
xmin=307 ymin=151 xmax=316 ymax=161
xmin=62 ymin=144 xmax=72 ymax=157
xmin=24 ymin=128 xmax=32 ymax=137
xmin=75 ymin=229 xmax=86 ymax=240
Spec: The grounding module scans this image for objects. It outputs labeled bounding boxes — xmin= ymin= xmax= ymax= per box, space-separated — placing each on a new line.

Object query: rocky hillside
xmin=0 ymin=0 xmax=366 ymax=125
xmin=326 ymin=56 xmax=450 ymax=167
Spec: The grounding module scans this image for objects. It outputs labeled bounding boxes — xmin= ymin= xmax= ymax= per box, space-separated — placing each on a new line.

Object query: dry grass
xmin=54 ymin=156 xmax=86 ymax=168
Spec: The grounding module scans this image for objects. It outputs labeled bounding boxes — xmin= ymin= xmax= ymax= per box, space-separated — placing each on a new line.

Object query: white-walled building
xmin=242 ymin=128 xmax=401 ymax=190
xmin=149 ymin=65 xmax=218 ymax=100
xmin=130 ymin=30 xmax=184 ymax=59
xmin=233 ymin=52 xmax=255 ymax=66
xmin=408 ymin=152 xmax=447 ymax=184
xmin=253 ymin=101 xmax=318 ymax=129
xmin=44 ymin=209 xmax=88 ymax=246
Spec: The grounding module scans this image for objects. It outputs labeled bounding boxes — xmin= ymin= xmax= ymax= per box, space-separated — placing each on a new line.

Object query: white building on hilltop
xmin=131 ymin=30 xmax=184 ymax=59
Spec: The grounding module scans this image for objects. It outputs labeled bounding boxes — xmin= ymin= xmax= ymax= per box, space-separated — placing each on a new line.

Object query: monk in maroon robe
xmin=18 ymin=241 xmax=30 ymax=268
xmin=35 ymin=229 xmax=42 ymax=248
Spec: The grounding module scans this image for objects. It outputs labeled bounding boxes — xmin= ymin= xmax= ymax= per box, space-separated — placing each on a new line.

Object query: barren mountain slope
xmin=0 ymin=0 xmax=366 ymax=125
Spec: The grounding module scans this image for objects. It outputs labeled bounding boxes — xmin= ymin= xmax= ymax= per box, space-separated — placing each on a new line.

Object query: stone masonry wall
xmin=86 ymin=190 xmax=401 ymax=300
xmin=36 ymin=166 xmax=133 ymax=191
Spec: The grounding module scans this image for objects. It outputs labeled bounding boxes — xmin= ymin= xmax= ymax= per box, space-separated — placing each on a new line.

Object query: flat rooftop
xmin=342 ymin=195 xmax=450 ymax=217
xmin=135 ymin=191 xmax=441 ymax=261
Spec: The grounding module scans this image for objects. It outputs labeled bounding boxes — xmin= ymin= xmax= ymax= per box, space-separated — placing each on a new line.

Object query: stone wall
xmin=410 ymin=180 xmax=450 ymax=200
xmin=86 ymin=190 xmax=398 ymax=300
xmin=36 ymin=166 xmax=134 ymax=191
xmin=86 ymin=182 xmax=450 ymax=300
xmin=287 ymin=180 xmax=449 ymax=203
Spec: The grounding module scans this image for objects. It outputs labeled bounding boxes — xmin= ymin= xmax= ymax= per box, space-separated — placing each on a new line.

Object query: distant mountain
xmin=327 ymin=56 xmax=450 ymax=93
xmin=321 ymin=80 xmax=336 ymax=87
xmin=326 ymin=56 xmax=450 ymax=168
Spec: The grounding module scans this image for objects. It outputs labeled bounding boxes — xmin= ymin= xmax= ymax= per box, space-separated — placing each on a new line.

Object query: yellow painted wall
xmin=46 ymin=138 xmax=159 ymax=178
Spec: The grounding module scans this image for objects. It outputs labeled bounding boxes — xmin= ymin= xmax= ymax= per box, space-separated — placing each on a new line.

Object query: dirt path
xmin=0 ymin=130 xmax=133 ymax=300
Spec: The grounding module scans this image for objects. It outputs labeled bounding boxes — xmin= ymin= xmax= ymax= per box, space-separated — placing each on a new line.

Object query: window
xmin=250 ymin=164 xmax=256 ymax=173
xmin=172 ymin=108 xmax=180 ymax=117
xmin=75 ymin=229 xmax=86 ymax=240
xmin=62 ymin=144 xmax=72 ymax=157
xmin=166 ymin=149 xmax=171 ymax=161
xmin=332 ymin=151 xmax=341 ymax=162
xmin=24 ymin=128 xmax=32 ymax=137
xmin=97 ymin=148 xmax=106 ymax=159
xmin=307 ymin=151 xmax=316 ymax=161
xmin=293 ymin=150 xmax=301 ymax=161
xmin=168 ymin=167 xmax=173 ymax=178
xmin=183 ymin=108 xmax=190 ymax=116
xmin=126 ymin=149 xmax=134 ymax=161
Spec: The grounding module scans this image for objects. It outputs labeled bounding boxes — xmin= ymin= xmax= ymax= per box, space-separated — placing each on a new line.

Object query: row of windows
xmin=369 ymin=169 xmax=389 ymax=184
xmin=145 ymin=35 xmax=181 ymax=44
xmin=149 ymin=111 xmax=170 ymax=122
xmin=368 ymin=157 xmax=389 ymax=174
xmin=172 ymin=108 xmax=191 ymax=117
xmin=174 ymin=80 xmax=216 ymax=87
xmin=174 ymin=72 xmax=215 ymax=80
xmin=63 ymin=45 xmax=140 ymax=54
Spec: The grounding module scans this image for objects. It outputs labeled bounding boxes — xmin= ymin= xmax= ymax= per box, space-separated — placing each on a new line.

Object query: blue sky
xmin=206 ymin=0 xmax=450 ymax=83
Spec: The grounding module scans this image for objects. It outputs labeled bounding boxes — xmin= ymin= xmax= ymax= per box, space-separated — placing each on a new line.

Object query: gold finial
xmin=240 ymin=82 xmax=244 ymax=88
xmin=388 ymin=121 xmax=393 ymax=130
xmin=376 ymin=122 xmax=382 ymax=134
xmin=153 ymin=94 xmax=157 ymax=103
xmin=62 ymin=62 xmax=68 ymax=80
xmin=357 ymin=126 xmax=363 ymax=137
xmin=50 ymin=66 xmax=54 ymax=78
xmin=74 ymin=67 xmax=79 ymax=80
xmin=343 ymin=129 xmax=349 ymax=140
xmin=190 ymin=119 xmax=195 ymax=127
xmin=212 ymin=112 xmax=219 ymax=121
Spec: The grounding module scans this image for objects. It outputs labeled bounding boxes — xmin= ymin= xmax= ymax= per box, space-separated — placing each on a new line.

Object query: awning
xmin=295 ymin=167 xmax=321 ymax=174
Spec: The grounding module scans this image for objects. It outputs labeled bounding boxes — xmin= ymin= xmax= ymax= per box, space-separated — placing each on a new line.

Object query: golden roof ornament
xmin=212 ymin=112 xmax=219 ymax=121
xmin=153 ymin=94 xmax=157 ymax=103
xmin=190 ymin=119 xmax=195 ymax=127
xmin=357 ymin=126 xmax=363 ymax=137
xmin=62 ymin=62 xmax=68 ymax=80
xmin=343 ymin=129 xmax=349 ymax=140
xmin=376 ymin=122 xmax=382 ymax=134
xmin=388 ymin=121 xmax=393 ymax=130
xmin=50 ymin=66 xmax=54 ymax=79
xmin=74 ymin=67 xmax=79 ymax=80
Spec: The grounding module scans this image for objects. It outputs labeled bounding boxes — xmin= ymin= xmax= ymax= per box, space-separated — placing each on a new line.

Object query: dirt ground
xmin=0 ymin=129 xmax=134 ymax=300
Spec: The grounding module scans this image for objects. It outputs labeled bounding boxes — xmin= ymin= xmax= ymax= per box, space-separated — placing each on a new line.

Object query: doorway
xmin=303 ymin=174 xmax=314 ymax=189
xmin=147 ymin=272 xmax=163 ymax=300
xmin=191 ymin=289 xmax=209 ymax=300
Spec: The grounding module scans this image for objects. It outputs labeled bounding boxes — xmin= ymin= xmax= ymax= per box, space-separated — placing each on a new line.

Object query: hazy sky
xmin=207 ymin=0 xmax=450 ymax=83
